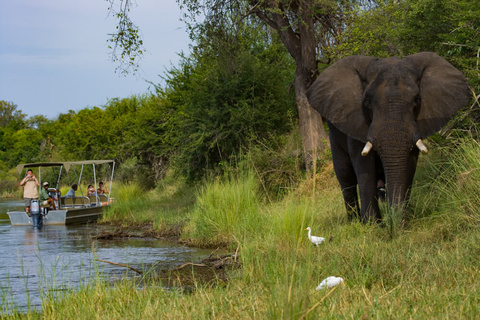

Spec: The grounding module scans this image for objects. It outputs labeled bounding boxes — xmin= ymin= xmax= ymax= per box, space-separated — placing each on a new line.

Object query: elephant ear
xmin=406 ymin=52 xmax=471 ymax=138
xmin=307 ymin=56 xmax=376 ymax=143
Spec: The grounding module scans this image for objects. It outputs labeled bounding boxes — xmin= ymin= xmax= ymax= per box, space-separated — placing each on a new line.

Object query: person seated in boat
xmin=86 ymin=184 xmax=96 ymax=197
xmin=39 ymin=182 xmax=57 ymax=210
xmin=20 ymin=169 xmax=40 ymax=216
xmin=66 ymin=183 xmax=78 ymax=197
xmin=97 ymin=181 xmax=109 ymax=195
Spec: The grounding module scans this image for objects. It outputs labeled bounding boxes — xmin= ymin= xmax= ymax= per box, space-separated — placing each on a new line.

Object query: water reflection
xmin=0 ymin=200 xmax=212 ymax=313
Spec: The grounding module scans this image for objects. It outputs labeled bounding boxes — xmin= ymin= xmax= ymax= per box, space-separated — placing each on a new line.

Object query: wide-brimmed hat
xmin=43 ymin=182 xmax=49 ymax=186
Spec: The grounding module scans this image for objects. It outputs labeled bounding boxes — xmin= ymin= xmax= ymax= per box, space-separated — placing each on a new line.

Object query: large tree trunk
xmin=295 ymin=73 xmax=328 ymax=172
xmin=250 ymin=0 xmax=331 ymax=171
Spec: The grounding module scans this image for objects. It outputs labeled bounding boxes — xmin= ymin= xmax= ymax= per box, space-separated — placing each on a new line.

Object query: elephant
xmin=307 ymin=52 xmax=471 ymax=222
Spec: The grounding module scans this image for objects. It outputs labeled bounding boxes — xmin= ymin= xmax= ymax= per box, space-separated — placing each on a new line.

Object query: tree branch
xmin=248 ymin=3 xmax=301 ymax=61
xmin=96 ymin=258 xmax=144 ymax=274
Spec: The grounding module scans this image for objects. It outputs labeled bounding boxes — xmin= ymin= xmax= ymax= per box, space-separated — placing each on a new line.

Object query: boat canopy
xmin=16 ymin=160 xmax=115 ymax=175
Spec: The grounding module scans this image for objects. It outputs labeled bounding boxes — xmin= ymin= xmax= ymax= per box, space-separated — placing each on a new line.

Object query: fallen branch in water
xmin=95 ymin=258 xmax=144 ymax=274
xmin=172 ymin=263 xmax=208 ymax=271
xmin=92 ymin=240 xmax=143 ymax=274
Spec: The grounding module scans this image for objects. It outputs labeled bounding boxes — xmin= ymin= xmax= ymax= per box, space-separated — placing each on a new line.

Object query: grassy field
xmin=5 ymin=138 xmax=480 ymax=319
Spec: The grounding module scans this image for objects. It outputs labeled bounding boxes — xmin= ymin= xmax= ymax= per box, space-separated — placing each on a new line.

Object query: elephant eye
xmin=414 ymin=95 xmax=421 ymax=106
xmin=362 ymin=98 xmax=373 ymax=124
xmin=364 ymin=98 xmax=372 ymax=109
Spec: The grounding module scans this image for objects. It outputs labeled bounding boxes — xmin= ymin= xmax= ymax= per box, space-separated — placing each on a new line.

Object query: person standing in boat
xmin=20 ymin=169 xmax=40 ymax=216
xmin=39 ymin=182 xmax=57 ymax=210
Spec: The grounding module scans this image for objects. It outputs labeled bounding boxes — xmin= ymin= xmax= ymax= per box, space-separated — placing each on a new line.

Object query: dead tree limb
xmin=173 ymin=263 xmax=208 ymax=271
xmin=95 ymin=258 xmax=144 ymax=274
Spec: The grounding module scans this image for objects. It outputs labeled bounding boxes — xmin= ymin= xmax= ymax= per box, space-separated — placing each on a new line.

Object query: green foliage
xmin=0 ymin=179 xmax=17 ymax=197
xmin=341 ymin=0 xmax=479 ymax=64
xmin=245 ymin=128 xmax=305 ymax=199
xmin=37 ymin=95 xmax=172 ymax=186
xmin=163 ymin=23 xmax=296 ymax=180
xmin=0 ymin=101 xmax=32 ymax=167
xmin=0 ymin=100 xmax=26 ymax=128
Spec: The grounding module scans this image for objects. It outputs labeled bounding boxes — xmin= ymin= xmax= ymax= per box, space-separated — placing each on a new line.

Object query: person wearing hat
xmin=39 ymin=181 xmax=57 ymax=210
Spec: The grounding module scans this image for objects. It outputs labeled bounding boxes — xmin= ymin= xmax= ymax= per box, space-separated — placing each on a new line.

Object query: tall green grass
xmin=185 ymin=172 xmax=263 ymax=247
xmin=101 ymin=180 xmax=195 ymax=233
xmin=101 ymin=182 xmax=151 ymax=225
xmin=410 ymin=138 xmax=480 ymax=232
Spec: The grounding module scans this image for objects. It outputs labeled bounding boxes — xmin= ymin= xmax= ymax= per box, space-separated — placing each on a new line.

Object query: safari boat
xmin=7 ymin=160 xmax=115 ymax=226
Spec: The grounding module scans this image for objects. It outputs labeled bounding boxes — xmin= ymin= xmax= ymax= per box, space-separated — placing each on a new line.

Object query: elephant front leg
xmin=357 ymin=171 xmax=381 ymax=223
xmin=341 ymin=184 xmax=360 ymax=221
xmin=349 ymin=140 xmax=382 ymax=223
xmin=328 ymin=123 xmax=360 ymax=220
xmin=332 ymin=156 xmax=360 ymax=220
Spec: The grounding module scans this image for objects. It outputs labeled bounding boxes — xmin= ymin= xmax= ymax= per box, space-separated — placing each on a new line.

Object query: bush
xmin=0 ymin=179 xmax=18 ymax=197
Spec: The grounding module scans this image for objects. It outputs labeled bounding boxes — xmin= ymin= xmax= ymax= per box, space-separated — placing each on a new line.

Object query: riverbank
xmin=5 ymin=138 xmax=480 ymax=319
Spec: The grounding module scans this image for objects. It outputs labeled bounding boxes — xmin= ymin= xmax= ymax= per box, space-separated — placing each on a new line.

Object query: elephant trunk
xmin=381 ymin=153 xmax=410 ymax=209
xmin=370 ymin=110 xmax=418 ymax=209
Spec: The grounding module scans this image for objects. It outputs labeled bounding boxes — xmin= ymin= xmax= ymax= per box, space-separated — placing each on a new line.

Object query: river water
xmin=0 ymin=199 xmax=212 ymax=313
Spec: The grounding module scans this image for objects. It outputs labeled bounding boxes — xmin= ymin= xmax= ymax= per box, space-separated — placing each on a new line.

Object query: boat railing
xmin=87 ymin=194 xmax=110 ymax=206
xmin=61 ymin=196 xmax=91 ymax=208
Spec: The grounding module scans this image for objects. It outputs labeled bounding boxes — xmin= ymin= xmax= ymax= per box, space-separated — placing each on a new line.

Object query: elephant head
xmin=307 ymin=52 xmax=470 ymax=216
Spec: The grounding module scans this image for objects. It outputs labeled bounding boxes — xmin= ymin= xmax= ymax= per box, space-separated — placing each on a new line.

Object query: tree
xmin=106 ymin=0 xmax=365 ymax=171
xmin=0 ymin=101 xmax=26 ymax=128
xmin=0 ymin=101 xmax=28 ymax=166
xmin=178 ymin=0 xmax=355 ymax=171
xmin=161 ymin=21 xmax=297 ymax=180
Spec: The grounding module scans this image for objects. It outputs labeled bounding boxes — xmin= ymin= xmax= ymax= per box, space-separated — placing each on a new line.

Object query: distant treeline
xmin=1 ymin=0 xmax=478 ymax=192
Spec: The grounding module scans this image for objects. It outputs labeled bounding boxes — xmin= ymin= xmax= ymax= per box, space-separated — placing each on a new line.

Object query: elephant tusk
xmin=416 ymin=139 xmax=428 ymax=154
xmin=361 ymin=141 xmax=373 ymax=156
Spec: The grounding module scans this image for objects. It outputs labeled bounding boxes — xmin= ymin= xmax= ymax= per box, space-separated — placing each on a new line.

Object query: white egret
xmin=304 ymin=227 xmax=325 ymax=247
xmin=315 ymin=276 xmax=344 ymax=290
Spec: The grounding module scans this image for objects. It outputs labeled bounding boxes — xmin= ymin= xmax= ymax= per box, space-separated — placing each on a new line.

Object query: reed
xmin=184 ymin=171 xmax=263 ymax=247
xmin=101 ymin=180 xmax=195 ymax=233
xmin=100 ymin=182 xmax=153 ymax=225
xmin=409 ymin=138 xmax=480 ymax=231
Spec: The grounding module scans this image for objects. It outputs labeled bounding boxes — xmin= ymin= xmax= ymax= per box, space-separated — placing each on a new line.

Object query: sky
xmin=0 ymin=0 xmax=191 ymax=119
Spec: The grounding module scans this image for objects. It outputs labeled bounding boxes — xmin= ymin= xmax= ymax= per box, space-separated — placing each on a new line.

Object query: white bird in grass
xmin=304 ymin=227 xmax=325 ymax=247
xmin=315 ymin=276 xmax=344 ymax=290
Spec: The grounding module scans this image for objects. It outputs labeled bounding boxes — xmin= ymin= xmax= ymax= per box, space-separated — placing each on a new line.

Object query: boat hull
xmin=7 ymin=206 xmax=109 ymax=226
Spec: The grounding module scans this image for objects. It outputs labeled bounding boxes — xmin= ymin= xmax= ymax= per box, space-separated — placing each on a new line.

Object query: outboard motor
xmin=30 ymin=199 xmax=42 ymax=227
xmin=49 ymin=189 xmax=61 ymax=210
